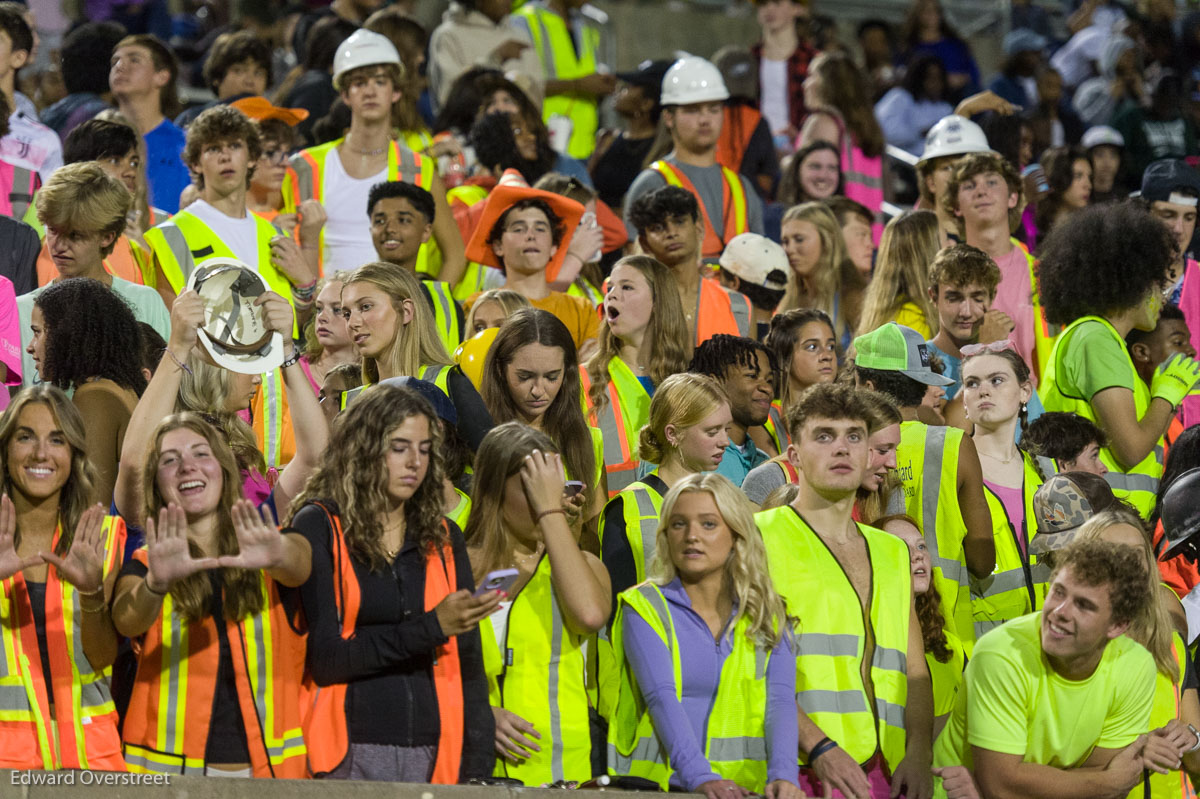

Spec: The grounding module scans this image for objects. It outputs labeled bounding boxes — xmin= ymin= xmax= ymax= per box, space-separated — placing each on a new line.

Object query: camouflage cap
xmin=186 ymin=259 xmax=284 ymax=375
xmin=1029 ymin=472 xmax=1117 ymax=555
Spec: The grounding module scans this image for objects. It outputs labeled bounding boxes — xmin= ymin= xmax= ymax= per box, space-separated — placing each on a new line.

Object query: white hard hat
xmin=917 ymin=115 xmax=993 ymax=165
xmin=186 ymin=259 xmax=284 ymax=375
xmin=660 ymin=55 xmax=729 ymax=106
xmin=1081 ymin=125 xmax=1125 ymax=150
xmin=719 ymin=233 xmax=788 ymax=291
xmin=333 ymin=29 xmax=402 ymax=91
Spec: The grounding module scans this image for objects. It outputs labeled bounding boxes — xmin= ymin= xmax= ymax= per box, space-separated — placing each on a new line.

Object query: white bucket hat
xmin=186 ymin=259 xmax=284 ymax=374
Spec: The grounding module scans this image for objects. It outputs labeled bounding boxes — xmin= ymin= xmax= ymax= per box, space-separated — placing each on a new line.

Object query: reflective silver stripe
xmin=874 ymin=698 xmax=906 ymax=729
xmin=427 ymin=283 xmax=458 ymax=345
xmin=123 ymin=750 xmax=185 ymax=775
xmin=267 ymin=731 xmax=306 ymax=759
xmin=159 ymin=223 xmax=195 ymax=283
xmin=247 ymin=608 xmax=269 ymax=734
xmin=596 ymin=397 xmax=630 ymax=469
xmin=10 ymin=166 xmax=35 ymax=212
xmin=973 ymin=568 xmax=1029 ymax=600
xmin=708 ymin=736 xmax=767 ymax=762
xmin=288 ymin=154 xmax=315 ymax=202
xmin=608 ymin=735 xmax=662 ymax=773
xmin=263 ymin=370 xmax=282 ymax=468
xmin=341 ymin=385 xmax=368 ymax=408
xmin=871 ymin=645 xmax=907 ymax=675
xmin=797 ymin=689 xmax=869 ymax=714
xmin=530 ymin=11 xmax=557 ymax=78
xmin=974 ymin=618 xmax=1003 ymax=637
xmin=632 ymin=488 xmax=659 ymax=573
xmin=608 ymin=468 xmax=638 ymax=493
xmin=728 ymin=291 xmax=751 ymax=337
xmin=548 ymin=583 xmax=565 ymax=783
xmin=920 ymin=426 xmax=966 ymax=585
xmin=796 ymin=632 xmax=859 ymax=658
xmin=1035 ymin=456 xmax=1056 ymax=478
xmin=844 ymin=168 xmax=883 ymax=190
xmin=164 ymin=603 xmax=185 ymax=753
xmin=637 ymin=584 xmax=673 ymax=637
xmin=1103 ymin=470 xmax=1159 ymax=494
xmin=0 ymin=682 xmax=33 ymax=711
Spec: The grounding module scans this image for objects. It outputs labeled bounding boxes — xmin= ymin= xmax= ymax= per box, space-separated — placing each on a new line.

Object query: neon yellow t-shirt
xmin=890 ymin=299 xmax=933 ymax=340
xmin=932 ymin=612 xmax=1154 ymax=789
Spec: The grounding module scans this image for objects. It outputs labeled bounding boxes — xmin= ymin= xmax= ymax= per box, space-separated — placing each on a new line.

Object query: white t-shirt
xmin=185 ymin=200 xmax=261 ymax=267
xmin=1 ymin=109 xmax=63 ymax=181
xmin=759 ymin=57 xmax=789 ymax=135
xmin=322 ymin=151 xmax=387 ymax=274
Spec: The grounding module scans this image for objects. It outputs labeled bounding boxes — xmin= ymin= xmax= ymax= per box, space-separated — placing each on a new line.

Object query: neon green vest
xmin=926 ymin=627 xmax=966 ymax=719
xmin=1138 ymin=632 xmax=1196 ymax=799
xmin=607 ymin=583 xmax=772 ymax=791
xmin=423 ymin=279 xmax=463 ymax=355
xmin=580 ymin=358 xmax=652 ymax=497
xmin=144 ymin=210 xmax=299 ymax=337
xmin=755 ymin=506 xmax=911 ymax=770
xmin=339 ymin=364 xmax=452 ymax=409
xmin=446 ymin=183 xmax=493 ymax=300
xmin=1041 ymin=315 xmax=1163 ymax=517
xmin=512 ymin=2 xmax=602 ymax=159
xmin=447 ymin=487 xmax=471 ymax=529
xmin=971 ymin=453 xmax=1054 ymax=639
xmin=896 ymin=420 xmax=975 ymax=652
xmin=481 ymin=554 xmax=592 ymax=784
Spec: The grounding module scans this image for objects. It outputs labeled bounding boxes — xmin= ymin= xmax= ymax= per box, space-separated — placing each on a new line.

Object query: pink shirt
xmin=990 ymin=245 xmax=1038 ymax=385
xmin=1180 ymin=258 xmax=1200 ymax=428
xmin=0 ymin=276 xmax=20 ymax=410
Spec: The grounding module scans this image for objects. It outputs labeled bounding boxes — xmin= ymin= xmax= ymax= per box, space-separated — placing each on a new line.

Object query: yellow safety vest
xmin=339 ymin=364 xmax=452 ymax=410
xmin=1138 ymin=632 xmax=1197 ymax=799
xmin=755 ymin=506 xmax=911 ymax=770
xmin=607 ymin=583 xmax=773 ymax=791
xmin=144 ymin=210 xmax=300 ymax=337
xmin=1041 ymin=315 xmax=1163 ymax=518
xmin=480 ymin=554 xmax=592 ymax=785
xmin=763 ymin=401 xmax=788 ymax=457
xmin=971 ymin=453 xmax=1054 ymax=639
xmin=281 ymin=137 xmax=442 ymax=277
xmin=446 ymin=183 xmax=493 ymax=301
xmin=896 ymin=420 xmax=975 ymax=652
xmin=580 ymin=358 xmax=652 ymax=497
xmin=512 ymin=2 xmax=603 ymax=159
xmin=423 ymin=279 xmax=463 ymax=354
xmin=568 ymin=278 xmax=604 ymax=306
xmin=447 ymin=487 xmax=471 ymax=529
xmin=926 ymin=627 xmax=965 ymax=720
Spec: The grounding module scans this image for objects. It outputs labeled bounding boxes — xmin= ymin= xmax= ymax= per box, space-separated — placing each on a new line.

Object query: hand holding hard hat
xmin=186 ymin=259 xmax=287 ymax=374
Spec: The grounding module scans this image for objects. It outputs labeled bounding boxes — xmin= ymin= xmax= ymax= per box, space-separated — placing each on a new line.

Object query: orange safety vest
xmin=122 ymin=550 xmax=308 ymax=778
xmin=649 ymin=160 xmax=748 ymax=259
xmin=0 ymin=518 xmax=127 ymax=770
xmin=579 ymin=365 xmax=643 ymax=496
xmin=694 ymin=276 xmax=754 ymax=345
xmin=298 ymin=504 xmax=465 ymax=782
xmin=716 ymin=104 xmax=761 ymax=175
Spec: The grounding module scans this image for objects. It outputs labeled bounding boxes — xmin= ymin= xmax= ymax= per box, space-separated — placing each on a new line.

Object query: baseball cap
xmin=186 ymin=259 xmax=285 ymax=375
xmin=616 ymin=59 xmax=673 ymax=96
xmin=1028 ymin=472 xmax=1117 ymax=554
xmin=230 ymin=96 xmax=309 ymax=126
xmin=852 ymin=323 xmax=953 ymax=386
xmin=719 ymin=233 xmax=788 ymax=291
xmin=1003 ymin=28 xmax=1048 ymax=56
xmin=379 ymin=376 xmax=458 ymax=426
xmin=1080 ymin=125 xmax=1124 ymax=150
xmin=1133 ymin=159 xmax=1200 ymax=206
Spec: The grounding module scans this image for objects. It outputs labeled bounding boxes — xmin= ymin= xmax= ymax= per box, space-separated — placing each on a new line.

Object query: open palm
xmin=217 ymin=500 xmax=286 ymax=571
xmin=145 ymin=504 xmax=219 ymax=591
xmin=41 ymin=504 xmax=107 ymax=594
xmin=0 ymin=495 xmax=42 ymax=581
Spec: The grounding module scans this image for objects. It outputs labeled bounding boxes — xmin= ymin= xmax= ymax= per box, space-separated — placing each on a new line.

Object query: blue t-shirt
xmin=714 ymin=438 xmax=768 ymax=487
xmin=144 ymin=118 xmax=190 ymax=214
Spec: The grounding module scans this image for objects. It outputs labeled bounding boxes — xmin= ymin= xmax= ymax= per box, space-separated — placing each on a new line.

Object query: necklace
xmin=979 ymin=450 xmax=1018 ymax=465
xmin=346 ymin=136 xmax=388 ymax=157
xmin=511 ymin=542 xmax=544 ymax=570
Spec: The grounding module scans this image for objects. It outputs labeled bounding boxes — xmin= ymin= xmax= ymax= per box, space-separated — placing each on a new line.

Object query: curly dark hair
xmin=182 ymin=105 xmax=263 ymax=190
xmin=854 ymin=365 xmax=927 ymax=409
xmin=1050 ymin=538 xmax=1153 ymax=626
xmin=1038 ymin=202 xmax=1176 ymax=326
xmin=35 ymin=278 xmax=148 ymax=395
xmin=628 ymin=185 xmax=701 ymax=233
xmin=689 ymin=334 xmax=776 ymax=384
xmin=202 ymin=30 xmax=272 ymax=95
xmin=486 ymin=197 xmax=565 ymax=250
xmin=1020 ymin=412 xmax=1107 ymax=464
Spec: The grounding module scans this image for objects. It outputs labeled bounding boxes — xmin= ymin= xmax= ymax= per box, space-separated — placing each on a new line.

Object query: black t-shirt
xmin=26 ymin=581 xmax=54 ymax=707
xmin=591 ymin=134 xmax=655 ymax=211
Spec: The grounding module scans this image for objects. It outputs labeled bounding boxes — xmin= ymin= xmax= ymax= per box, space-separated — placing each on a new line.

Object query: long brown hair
xmin=465 ymin=422 xmax=558 ymax=580
xmin=808 ymin=52 xmax=884 ymax=158
xmin=875 ymin=513 xmax=952 ymax=662
xmin=141 ymin=413 xmax=262 ymax=622
xmin=584 ymin=255 xmax=690 ymax=412
xmin=289 ymin=384 xmax=447 ymax=572
xmin=482 ymin=308 xmax=595 ymax=496
xmin=0 ymin=386 xmax=97 ymax=556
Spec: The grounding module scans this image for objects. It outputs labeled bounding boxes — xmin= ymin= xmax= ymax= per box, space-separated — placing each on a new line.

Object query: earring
xmin=1021 ymin=402 xmax=1028 ymax=414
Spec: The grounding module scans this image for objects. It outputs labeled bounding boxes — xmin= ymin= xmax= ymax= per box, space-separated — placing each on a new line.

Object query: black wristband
xmin=808 ymin=738 xmax=838 ymax=765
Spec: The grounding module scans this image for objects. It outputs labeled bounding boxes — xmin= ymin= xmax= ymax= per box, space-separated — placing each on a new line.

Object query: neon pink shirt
xmin=990 ymin=245 xmax=1038 ymax=385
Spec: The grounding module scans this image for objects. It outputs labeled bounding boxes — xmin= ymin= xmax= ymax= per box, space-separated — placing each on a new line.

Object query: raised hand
xmin=40 ymin=504 xmax=108 ymax=594
xmin=520 ymin=449 xmax=567 ymax=519
xmin=0 ymin=494 xmax=43 ymax=581
xmin=145 ymin=503 xmax=220 ymax=592
xmin=270 ymin=235 xmax=317 ymax=287
xmin=217 ymin=500 xmax=288 ymax=572
xmin=167 ymin=289 xmax=206 ymax=355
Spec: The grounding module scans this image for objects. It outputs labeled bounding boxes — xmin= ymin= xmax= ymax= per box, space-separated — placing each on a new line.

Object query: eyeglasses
xmin=960 ymin=340 xmax=1018 ymax=358
xmin=261 ymin=148 xmax=291 ymax=165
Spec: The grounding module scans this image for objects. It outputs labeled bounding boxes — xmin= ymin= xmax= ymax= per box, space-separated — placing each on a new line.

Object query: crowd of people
xmin=2 ymin=0 xmax=1200 ymax=796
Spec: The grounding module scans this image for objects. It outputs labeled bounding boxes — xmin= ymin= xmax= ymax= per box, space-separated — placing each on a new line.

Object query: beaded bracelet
xmin=162 ymin=347 xmax=192 ymax=375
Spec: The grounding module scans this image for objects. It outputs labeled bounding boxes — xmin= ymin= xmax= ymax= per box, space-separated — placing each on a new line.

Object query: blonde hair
xmin=1074 ymin=508 xmax=1179 ymax=682
xmin=649 ymin=473 xmax=793 ymax=649
xmin=35 ymin=162 xmax=131 ymax=257
xmin=778 ymin=202 xmax=846 ymax=319
xmin=585 ymin=255 xmax=691 ymax=413
xmin=465 ymin=288 xmax=530 ymax=335
xmin=303 ymin=271 xmax=354 ymax=361
xmin=857 ymin=210 xmax=940 ymax=337
xmin=345 ymin=263 xmax=451 ymax=384
xmin=176 ymin=352 xmax=266 ymax=476
xmin=638 ymin=373 xmax=729 ymax=464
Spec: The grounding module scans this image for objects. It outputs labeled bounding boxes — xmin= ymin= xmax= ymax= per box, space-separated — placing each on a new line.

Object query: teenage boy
xmin=110 ymin=34 xmax=191 ymax=214
xmin=1019 ymin=412 xmax=1109 ymax=475
xmin=1136 ymin=159 xmax=1199 ymax=304
xmin=627 ymin=185 xmax=753 ymax=345
xmin=756 ymin=382 xmax=933 ymax=799
xmin=175 ymin=30 xmax=273 ymax=127
xmin=853 ymin=322 xmax=994 ymax=651
xmin=145 ymin=105 xmax=318 ymax=331
xmin=624 ymin=55 xmax=763 ymax=259
xmin=688 ymin=334 xmax=776 ymax=485
xmin=944 ymin=151 xmax=1056 ymax=380
xmin=915 ymin=114 xmax=993 ymax=245
xmin=282 ymin=29 xmax=466 ymax=285
xmin=1126 ymin=302 xmax=1196 ymax=450
xmin=931 ymin=539 xmax=1157 ymax=799
xmin=368 ymin=180 xmax=464 ymax=352
xmin=466 ymin=183 xmax=597 ymax=351
xmin=924 ymin=243 xmax=1006 ymax=399
xmin=717 ymin=232 xmax=787 ymax=332
xmin=21 ymin=163 xmax=169 ymax=387
xmin=0 ymin=6 xmax=61 ymax=183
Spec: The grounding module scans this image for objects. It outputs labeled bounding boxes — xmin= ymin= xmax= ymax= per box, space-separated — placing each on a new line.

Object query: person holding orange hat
xmin=233 ymin=96 xmax=313 ymax=228
xmin=465 ymin=181 xmax=599 ymax=356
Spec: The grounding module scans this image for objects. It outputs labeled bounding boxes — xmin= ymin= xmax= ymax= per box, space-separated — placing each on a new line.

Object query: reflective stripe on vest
xmin=425 ymin=280 xmax=462 ymax=353
xmin=256 ymin=369 xmax=286 ymax=469
xmin=897 ymin=420 xmax=975 ymax=651
xmin=339 ymin=365 xmax=452 ymax=410
xmin=756 ymin=507 xmax=910 ymax=769
xmin=581 ymin=358 xmax=651 ymax=497
xmin=649 ymin=160 xmax=749 ymax=259
xmin=599 ymin=479 xmax=665 ymax=585
xmin=122 ymin=553 xmax=306 ymax=777
xmin=764 ymin=402 xmax=788 ymax=455
xmin=0 ymin=518 xmax=125 ymax=770
xmin=282 ymin=138 xmax=434 ymax=273
xmin=1041 ymin=316 xmax=1163 ymax=517
xmin=488 ymin=554 xmax=591 ymax=784
xmin=2 ymin=162 xmax=38 ymax=219
xmin=607 ymin=583 xmax=771 ymax=791
xmin=971 ymin=453 xmax=1052 ymax=638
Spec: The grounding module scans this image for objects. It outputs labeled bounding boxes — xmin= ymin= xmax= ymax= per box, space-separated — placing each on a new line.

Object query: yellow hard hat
xmin=454 ymin=327 xmax=500 ymax=391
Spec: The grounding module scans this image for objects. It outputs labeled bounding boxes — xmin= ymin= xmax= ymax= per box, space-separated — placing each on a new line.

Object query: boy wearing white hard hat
xmin=914 ymin=114 xmax=994 ymax=246
xmin=718 ymin=232 xmax=788 ymax=330
xmin=281 ymin=29 xmax=467 ymax=284
xmin=622 ymin=54 xmax=764 ymax=261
